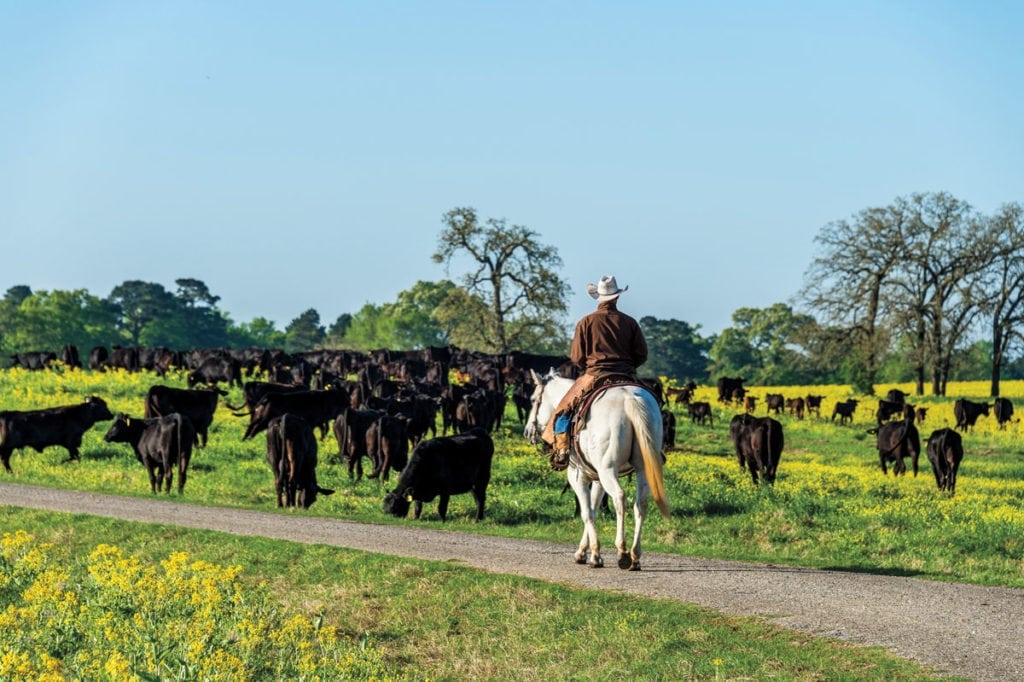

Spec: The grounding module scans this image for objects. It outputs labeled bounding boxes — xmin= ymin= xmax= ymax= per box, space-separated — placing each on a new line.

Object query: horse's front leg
xmin=569 ymin=474 xmax=602 ymax=567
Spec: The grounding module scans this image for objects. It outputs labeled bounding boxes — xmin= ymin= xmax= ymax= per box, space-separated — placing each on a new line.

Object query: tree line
xmin=3 ymin=197 xmax=1023 ymax=395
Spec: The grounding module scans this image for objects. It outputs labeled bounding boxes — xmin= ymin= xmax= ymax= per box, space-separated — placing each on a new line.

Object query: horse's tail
xmin=624 ymin=392 xmax=671 ymax=520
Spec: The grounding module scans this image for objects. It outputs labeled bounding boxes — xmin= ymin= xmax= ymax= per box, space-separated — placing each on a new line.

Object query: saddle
xmin=564 ymin=377 xmax=656 ymax=479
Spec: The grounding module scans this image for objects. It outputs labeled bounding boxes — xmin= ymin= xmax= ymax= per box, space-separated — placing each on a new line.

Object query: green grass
xmin=1 ymin=368 xmax=1023 ymax=588
xmin=3 ymin=507 xmax=959 ymax=681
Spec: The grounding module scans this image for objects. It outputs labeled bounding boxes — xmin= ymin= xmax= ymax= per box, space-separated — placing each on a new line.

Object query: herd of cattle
xmin=0 ymin=346 xmax=1018 ymax=517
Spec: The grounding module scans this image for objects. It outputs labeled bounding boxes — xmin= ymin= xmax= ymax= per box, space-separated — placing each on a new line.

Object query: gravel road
xmin=3 ymin=481 xmax=1021 ymax=681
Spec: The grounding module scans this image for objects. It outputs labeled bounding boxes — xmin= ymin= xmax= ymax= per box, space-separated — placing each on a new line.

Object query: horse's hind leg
xmin=571 ymin=478 xmax=602 ymax=567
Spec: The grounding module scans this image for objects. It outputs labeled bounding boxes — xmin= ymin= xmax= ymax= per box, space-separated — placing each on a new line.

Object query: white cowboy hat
xmin=586 ymin=275 xmax=629 ymax=302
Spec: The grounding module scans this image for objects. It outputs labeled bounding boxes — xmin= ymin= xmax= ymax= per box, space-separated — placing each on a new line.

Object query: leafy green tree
xmin=433 ymin=207 xmax=570 ymax=354
xmin=979 ymin=203 xmax=1024 ymax=396
xmin=172 ymin=278 xmax=231 ymax=348
xmin=229 ymin=317 xmax=286 ymax=348
xmin=325 ymin=313 xmax=353 ymax=346
xmin=708 ymin=304 xmax=818 ymax=385
xmin=639 ymin=317 xmax=712 ymax=382
xmin=1 ymin=289 xmax=118 ymax=356
xmin=342 ymin=303 xmax=393 ymax=351
xmin=107 ymin=281 xmax=179 ymax=346
xmin=285 ymin=309 xmax=325 ymax=353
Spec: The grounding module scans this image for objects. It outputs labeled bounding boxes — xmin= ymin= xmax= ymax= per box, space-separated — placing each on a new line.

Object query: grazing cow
xmin=382 ymin=428 xmax=494 ymax=522
xmin=786 ymin=397 xmax=805 ymax=419
xmin=716 ymin=377 xmax=745 ymax=404
xmin=104 ymin=413 xmax=195 ymax=494
xmin=61 ymin=344 xmax=81 ymax=369
xmin=265 ymin=413 xmax=334 ymax=509
xmin=764 ymin=393 xmax=785 ymax=415
xmin=926 ymin=428 xmax=964 ymax=495
xmin=805 ymin=394 xmax=824 ymax=417
xmin=144 ymin=386 xmax=223 ymax=447
xmin=242 ymin=389 xmax=350 ymax=441
xmin=0 ymin=397 xmax=114 ymax=473
xmin=729 ymin=413 xmax=784 ymax=484
xmin=665 ymin=381 xmax=696 ymax=405
xmin=875 ymin=398 xmax=905 ymax=424
xmin=187 ymin=356 xmax=243 ymax=389
xmin=831 ymin=399 xmax=859 ymax=424
xmin=366 ymin=415 xmax=409 ymax=481
xmin=993 ymin=398 xmax=1014 ymax=430
xmin=88 ymin=346 xmax=109 ymax=370
xmin=953 ymin=399 xmax=990 ymax=432
xmin=687 ymin=401 xmax=714 ymax=427
xmin=743 ymin=395 xmax=757 ymax=414
xmin=869 ymin=417 xmax=920 ymax=476
xmin=915 ymin=407 xmax=928 ymax=425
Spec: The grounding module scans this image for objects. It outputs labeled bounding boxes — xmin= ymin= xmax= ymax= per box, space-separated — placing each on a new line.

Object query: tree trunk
xmin=990 ymin=324 xmax=1004 ymax=398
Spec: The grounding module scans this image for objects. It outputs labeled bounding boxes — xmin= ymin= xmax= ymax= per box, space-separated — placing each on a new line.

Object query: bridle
xmin=525 ymin=372 xmax=554 ymax=445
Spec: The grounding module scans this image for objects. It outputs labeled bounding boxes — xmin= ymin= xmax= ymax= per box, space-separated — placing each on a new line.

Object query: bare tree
xmin=432 ymin=207 xmax=569 ymax=354
xmin=979 ymin=203 xmax=1024 ymax=396
xmin=799 ymin=203 xmax=908 ymax=393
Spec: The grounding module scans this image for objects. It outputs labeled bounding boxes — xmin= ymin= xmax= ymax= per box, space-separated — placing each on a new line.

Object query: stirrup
xmin=549 ymin=449 xmax=570 ymax=471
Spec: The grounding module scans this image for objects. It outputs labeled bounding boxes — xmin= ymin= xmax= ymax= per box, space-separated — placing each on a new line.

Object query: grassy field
xmin=4 ymin=367 xmax=1012 ymax=679
xmin=1 ymin=367 xmax=1021 ymax=588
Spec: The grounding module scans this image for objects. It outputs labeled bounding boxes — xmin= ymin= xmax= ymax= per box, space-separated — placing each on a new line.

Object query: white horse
xmin=524 ymin=369 xmax=670 ymax=570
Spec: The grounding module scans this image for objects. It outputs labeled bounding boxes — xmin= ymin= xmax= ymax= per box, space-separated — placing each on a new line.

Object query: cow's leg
xmin=879 ymin=453 xmax=888 ymax=475
xmin=1 ymin=447 xmax=12 ymax=473
xmin=472 ymin=485 xmax=486 ymax=521
xmin=64 ymin=444 xmax=81 ymax=463
xmin=413 ymin=500 xmax=424 ymax=519
xmin=178 ymin=457 xmax=188 ymax=494
xmin=165 ymin=464 xmax=174 ymax=494
xmin=438 ymin=495 xmax=450 ymax=522
xmin=147 ymin=465 xmax=158 ymax=494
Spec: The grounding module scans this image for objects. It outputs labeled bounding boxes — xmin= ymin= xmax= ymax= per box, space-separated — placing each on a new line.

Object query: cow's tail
xmin=624 ymin=392 xmax=671 ymax=520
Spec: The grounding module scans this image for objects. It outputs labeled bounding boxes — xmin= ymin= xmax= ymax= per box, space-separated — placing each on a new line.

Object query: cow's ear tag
xmin=126 ymin=417 xmax=131 ymax=426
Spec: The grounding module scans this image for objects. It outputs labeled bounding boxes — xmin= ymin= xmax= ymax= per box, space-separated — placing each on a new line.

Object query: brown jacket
xmin=570 ymin=299 xmax=647 ymax=379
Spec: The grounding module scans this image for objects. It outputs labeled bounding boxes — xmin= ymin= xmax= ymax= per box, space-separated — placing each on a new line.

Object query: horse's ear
xmin=530 ymin=369 xmax=542 ymax=384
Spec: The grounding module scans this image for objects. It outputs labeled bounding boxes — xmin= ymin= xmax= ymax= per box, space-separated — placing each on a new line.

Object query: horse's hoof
xmin=589 ymin=556 xmax=604 ymax=568
xmin=574 ymin=554 xmax=587 ymax=565
xmin=617 ymin=553 xmax=632 ymax=570
xmin=628 ymin=561 xmax=641 ymax=571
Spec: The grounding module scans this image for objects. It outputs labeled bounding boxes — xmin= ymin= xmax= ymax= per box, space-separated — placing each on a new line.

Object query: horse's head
xmin=523 ymin=368 xmax=562 ymax=444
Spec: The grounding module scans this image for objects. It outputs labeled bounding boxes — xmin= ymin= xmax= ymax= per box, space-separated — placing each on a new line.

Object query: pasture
xmin=1 ymin=367 xmax=1022 ymax=590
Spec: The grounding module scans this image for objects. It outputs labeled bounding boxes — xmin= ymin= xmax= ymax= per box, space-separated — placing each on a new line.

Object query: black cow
xmin=993 ymin=398 xmax=1014 ymax=430
xmin=242 ymin=389 xmax=350 ymax=441
xmin=869 ymin=417 xmax=920 ymax=476
xmin=805 ymin=394 xmax=824 ymax=417
xmin=382 ymin=428 xmax=493 ymax=522
xmin=661 ymin=409 xmax=676 ymax=453
xmin=88 ymin=346 xmax=109 ymax=370
xmin=764 ymin=393 xmax=785 ymax=415
xmin=729 ymin=414 xmax=784 ymax=484
xmin=144 ymin=386 xmax=223 ymax=447
xmin=265 ymin=413 xmax=334 ymax=509
xmin=875 ymin=398 xmax=905 ymax=424
xmin=926 ymin=428 xmax=964 ymax=495
xmin=188 ymin=356 xmax=243 ymax=389
xmin=884 ymin=389 xmax=907 ymax=405
xmin=9 ymin=351 xmax=57 ymax=370
xmin=716 ymin=377 xmax=745 ymax=404
xmin=954 ymin=399 xmax=990 ymax=432
xmin=225 ymin=381 xmax=308 ymax=415
xmin=831 ymin=399 xmax=859 ymax=424
xmin=743 ymin=395 xmax=757 ymax=414
xmin=334 ymin=408 xmax=385 ymax=481
xmin=61 ymin=344 xmax=81 ymax=369
xmin=366 ymin=415 xmax=409 ymax=482
xmin=0 ymin=397 xmax=114 ymax=473
xmin=687 ymin=401 xmax=713 ymax=427
xmin=104 ymin=412 xmax=195 ymax=494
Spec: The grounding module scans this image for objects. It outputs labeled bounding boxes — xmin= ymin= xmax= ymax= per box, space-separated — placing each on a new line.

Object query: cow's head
xmin=298 ymin=482 xmax=334 ymax=509
xmin=382 ymin=490 xmax=411 ymax=517
xmin=89 ymin=396 xmax=114 ymax=422
xmin=103 ymin=413 xmax=136 ymax=444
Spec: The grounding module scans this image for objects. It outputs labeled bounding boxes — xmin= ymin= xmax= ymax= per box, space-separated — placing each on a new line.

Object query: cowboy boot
xmin=550 ymin=431 xmax=570 ymax=471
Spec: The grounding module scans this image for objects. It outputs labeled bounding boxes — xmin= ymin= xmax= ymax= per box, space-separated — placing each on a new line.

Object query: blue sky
xmin=2 ymin=2 xmax=1021 ymax=337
